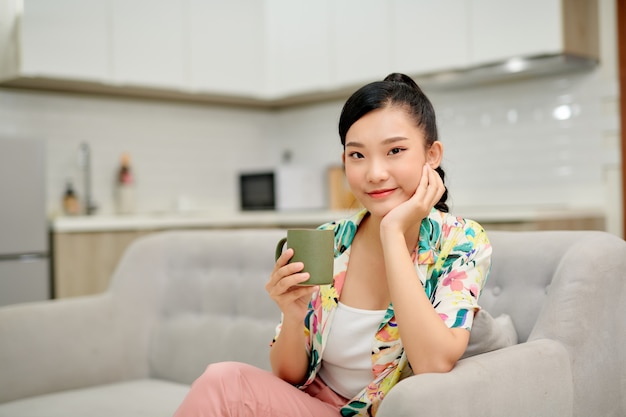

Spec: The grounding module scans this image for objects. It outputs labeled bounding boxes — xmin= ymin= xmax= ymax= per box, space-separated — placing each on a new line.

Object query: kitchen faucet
xmin=78 ymin=142 xmax=98 ymax=215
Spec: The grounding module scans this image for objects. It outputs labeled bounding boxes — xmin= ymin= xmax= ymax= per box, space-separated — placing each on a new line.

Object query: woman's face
xmin=343 ymin=105 xmax=442 ymax=219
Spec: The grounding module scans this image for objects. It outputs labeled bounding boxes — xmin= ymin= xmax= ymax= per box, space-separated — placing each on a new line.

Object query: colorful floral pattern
xmin=273 ymin=208 xmax=492 ymax=416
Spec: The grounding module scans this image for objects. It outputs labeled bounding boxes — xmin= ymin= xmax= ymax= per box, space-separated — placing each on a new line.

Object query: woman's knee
xmin=194 ymin=361 xmax=260 ymax=389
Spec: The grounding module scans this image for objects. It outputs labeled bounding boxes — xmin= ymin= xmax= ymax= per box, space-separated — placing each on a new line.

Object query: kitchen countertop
xmin=50 ymin=206 xmax=606 ymax=233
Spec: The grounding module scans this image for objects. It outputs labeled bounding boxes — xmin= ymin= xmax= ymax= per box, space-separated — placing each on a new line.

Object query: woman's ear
xmin=427 ymin=142 xmax=443 ymax=169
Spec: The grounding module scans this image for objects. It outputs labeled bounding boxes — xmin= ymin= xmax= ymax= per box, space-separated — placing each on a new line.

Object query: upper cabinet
xmin=0 ymin=0 xmax=599 ymax=105
xmin=110 ymin=0 xmax=186 ymax=90
xmin=18 ymin=0 xmax=109 ymax=82
xmin=469 ymin=0 xmax=598 ymax=66
xmin=391 ymin=0 xmax=470 ymax=76
xmin=330 ymin=0 xmax=393 ymax=88
xmin=188 ymin=0 xmax=266 ymax=98
xmin=265 ymin=0 xmax=332 ymax=98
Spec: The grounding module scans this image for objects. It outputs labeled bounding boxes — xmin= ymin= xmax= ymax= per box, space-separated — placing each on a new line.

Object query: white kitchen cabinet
xmin=0 ymin=0 xmax=600 ymax=105
xmin=469 ymin=0 xmax=598 ymax=66
xmin=265 ymin=0 xmax=332 ymax=98
xmin=19 ymin=0 xmax=109 ymax=82
xmin=110 ymin=0 xmax=186 ymax=90
xmin=391 ymin=0 xmax=470 ymax=76
xmin=330 ymin=0 xmax=393 ymax=88
xmin=187 ymin=0 xmax=266 ymax=98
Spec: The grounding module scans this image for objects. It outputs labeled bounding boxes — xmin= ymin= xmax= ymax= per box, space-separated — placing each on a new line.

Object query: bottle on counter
xmin=62 ymin=181 xmax=81 ymax=216
xmin=115 ymin=152 xmax=136 ymax=214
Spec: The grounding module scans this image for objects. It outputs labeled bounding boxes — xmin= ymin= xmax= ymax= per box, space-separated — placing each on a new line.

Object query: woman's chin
xmin=361 ymin=202 xmax=395 ymax=219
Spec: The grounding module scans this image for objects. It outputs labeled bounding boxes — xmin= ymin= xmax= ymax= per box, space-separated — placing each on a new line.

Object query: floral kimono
xmin=273 ymin=208 xmax=492 ymax=416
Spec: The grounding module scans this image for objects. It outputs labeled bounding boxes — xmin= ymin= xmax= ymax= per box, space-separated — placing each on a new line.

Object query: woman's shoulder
xmin=437 ymin=211 xmax=490 ymax=247
xmin=317 ymin=209 xmax=367 ymax=255
xmin=317 ymin=209 xmax=366 ymax=232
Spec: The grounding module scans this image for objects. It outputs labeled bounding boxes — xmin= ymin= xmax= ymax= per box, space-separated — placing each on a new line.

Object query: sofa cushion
xmin=149 ymin=314 xmax=277 ymax=384
xmin=461 ymin=310 xmax=518 ymax=359
xmin=0 ymin=379 xmax=189 ymax=417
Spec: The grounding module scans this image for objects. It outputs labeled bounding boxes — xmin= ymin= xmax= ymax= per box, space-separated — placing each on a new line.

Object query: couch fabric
xmin=0 ymin=228 xmax=624 ymax=417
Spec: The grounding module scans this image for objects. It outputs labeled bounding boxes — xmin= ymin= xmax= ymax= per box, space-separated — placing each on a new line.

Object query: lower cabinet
xmin=52 ymin=230 xmax=152 ymax=298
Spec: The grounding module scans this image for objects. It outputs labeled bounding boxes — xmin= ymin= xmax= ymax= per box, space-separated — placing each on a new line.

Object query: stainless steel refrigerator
xmin=0 ymin=137 xmax=50 ymax=307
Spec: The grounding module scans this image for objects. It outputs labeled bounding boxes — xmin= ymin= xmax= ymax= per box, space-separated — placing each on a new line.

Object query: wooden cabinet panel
xmin=53 ymin=230 xmax=151 ymax=298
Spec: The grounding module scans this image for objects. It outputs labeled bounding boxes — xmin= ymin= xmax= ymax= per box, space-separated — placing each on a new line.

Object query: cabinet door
xmin=392 ymin=0 xmax=470 ymax=75
xmin=188 ymin=0 xmax=266 ymax=98
xmin=266 ymin=0 xmax=332 ymax=98
xmin=469 ymin=0 xmax=562 ymax=65
xmin=53 ymin=231 xmax=150 ymax=298
xmin=331 ymin=0 xmax=392 ymax=88
xmin=110 ymin=0 xmax=186 ymax=89
xmin=20 ymin=0 xmax=109 ymax=81
xmin=0 ymin=259 xmax=50 ymax=307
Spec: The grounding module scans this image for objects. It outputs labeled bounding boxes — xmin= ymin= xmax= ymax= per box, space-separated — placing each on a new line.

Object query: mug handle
xmin=275 ymin=237 xmax=288 ymax=261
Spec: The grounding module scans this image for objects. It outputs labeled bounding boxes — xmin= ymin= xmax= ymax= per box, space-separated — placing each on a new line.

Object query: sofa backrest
xmin=110 ymin=227 xmax=622 ymax=385
xmin=109 ymin=229 xmax=285 ymax=384
xmin=480 ymin=229 xmax=611 ymax=342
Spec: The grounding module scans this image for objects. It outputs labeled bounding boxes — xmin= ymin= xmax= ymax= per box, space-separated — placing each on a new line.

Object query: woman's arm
xmin=380 ymin=227 xmax=470 ymax=374
xmin=269 ymin=315 xmax=311 ymax=385
xmin=266 ymin=248 xmax=316 ymax=385
xmin=378 ymin=165 xmax=484 ymax=374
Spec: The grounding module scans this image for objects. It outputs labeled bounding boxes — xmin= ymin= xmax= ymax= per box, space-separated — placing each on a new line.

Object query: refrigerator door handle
xmin=0 ymin=253 xmax=48 ymax=262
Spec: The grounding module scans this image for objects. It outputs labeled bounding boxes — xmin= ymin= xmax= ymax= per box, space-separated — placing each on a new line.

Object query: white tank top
xmin=318 ymin=302 xmax=387 ymax=399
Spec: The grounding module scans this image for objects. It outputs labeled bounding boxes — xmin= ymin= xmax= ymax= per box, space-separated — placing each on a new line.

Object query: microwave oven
xmin=239 ymin=167 xmax=325 ymax=211
xmin=239 ymin=171 xmax=276 ymax=210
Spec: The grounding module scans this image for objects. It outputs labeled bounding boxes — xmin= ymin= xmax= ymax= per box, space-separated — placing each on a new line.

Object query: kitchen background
xmin=0 ymin=0 xmax=622 ymax=303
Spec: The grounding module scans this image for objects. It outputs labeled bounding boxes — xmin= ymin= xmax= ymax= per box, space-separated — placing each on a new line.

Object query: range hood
xmin=268 ymin=53 xmax=599 ymax=107
xmin=414 ymin=53 xmax=598 ymax=92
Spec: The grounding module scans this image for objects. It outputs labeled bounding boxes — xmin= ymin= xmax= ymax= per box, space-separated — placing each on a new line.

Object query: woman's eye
xmin=348 ymin=151 xmax=364 ymax=159
xmin=388 ymin=148 xmax=404 ymax=155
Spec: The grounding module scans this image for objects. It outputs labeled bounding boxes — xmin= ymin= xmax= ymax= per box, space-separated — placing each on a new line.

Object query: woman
xmin=174 ymin=73 xmax=492 ymax=417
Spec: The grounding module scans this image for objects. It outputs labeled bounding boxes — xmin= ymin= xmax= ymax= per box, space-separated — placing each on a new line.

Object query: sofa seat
xmin=0 ymin=379 xmax=189 ymax=417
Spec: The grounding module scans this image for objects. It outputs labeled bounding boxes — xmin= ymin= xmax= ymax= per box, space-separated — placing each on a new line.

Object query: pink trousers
xmin=173 ymin=362 xmax=348 ymax=417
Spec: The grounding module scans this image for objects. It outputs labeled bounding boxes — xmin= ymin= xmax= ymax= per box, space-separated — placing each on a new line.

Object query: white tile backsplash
xmin=0 ymin=62 xmax=620 ymax=224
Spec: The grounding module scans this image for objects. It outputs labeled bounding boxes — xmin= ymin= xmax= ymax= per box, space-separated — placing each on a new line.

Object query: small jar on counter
xmin=115 ymin=153 xmax=136 ymax=215
xmin=62 ymin=181 xmax=81 ymax=216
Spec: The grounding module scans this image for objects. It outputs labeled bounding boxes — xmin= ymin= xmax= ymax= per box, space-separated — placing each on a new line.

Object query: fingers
xmin=278 ymin=284 xmax=318 ymax=304
xmin=424 ymin=164 xmax=445 ymax=206
xmin=412 ymin=164 xmax=443 ymax=205
xmin=266 ymin=248 xmax=310 ymax=294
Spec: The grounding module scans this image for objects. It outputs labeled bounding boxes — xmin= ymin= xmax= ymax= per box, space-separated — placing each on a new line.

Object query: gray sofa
xmin=0 ymin=228 xmax=624 ymax=417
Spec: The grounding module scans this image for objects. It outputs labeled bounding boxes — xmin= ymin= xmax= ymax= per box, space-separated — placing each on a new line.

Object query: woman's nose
xmin=366 ymin=159 xmax=389 ymax=183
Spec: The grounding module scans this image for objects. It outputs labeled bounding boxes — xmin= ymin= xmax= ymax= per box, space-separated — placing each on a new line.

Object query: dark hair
xmin=338 ymin=73 xmax=449 ymax=213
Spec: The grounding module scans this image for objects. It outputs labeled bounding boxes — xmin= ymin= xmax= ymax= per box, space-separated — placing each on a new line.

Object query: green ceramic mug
xmin=275 ymin=229 xmax=334 ymax=286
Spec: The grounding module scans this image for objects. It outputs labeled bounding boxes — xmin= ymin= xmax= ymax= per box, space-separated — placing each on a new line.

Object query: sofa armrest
xmin=0 ymin=294 xmax=149 ymax=403
xmin=377 ymin=339 xmax=573 ymax=417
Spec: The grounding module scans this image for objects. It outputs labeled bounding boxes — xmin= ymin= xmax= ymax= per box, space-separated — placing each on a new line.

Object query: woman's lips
xmin=367 ymin=188 xmax=396 ymax=199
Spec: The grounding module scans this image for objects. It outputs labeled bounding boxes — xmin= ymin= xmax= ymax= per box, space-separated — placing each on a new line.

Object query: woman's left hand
xmin=380 ymin=163 xmax=445 ymax=236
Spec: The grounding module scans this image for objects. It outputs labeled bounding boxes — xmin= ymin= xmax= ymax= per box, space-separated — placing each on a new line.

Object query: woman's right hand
xmin=265 ymin=248 xmax=318 ymax=322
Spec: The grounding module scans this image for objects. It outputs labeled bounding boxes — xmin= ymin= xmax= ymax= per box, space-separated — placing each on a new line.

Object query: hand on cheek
xmin=381 ymin=164 xmax=445 ymax=234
